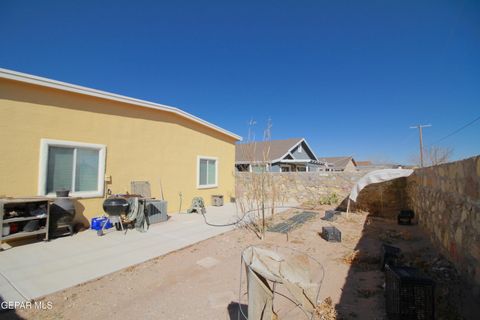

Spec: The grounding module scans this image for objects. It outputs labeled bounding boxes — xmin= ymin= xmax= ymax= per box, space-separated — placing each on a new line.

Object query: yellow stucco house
xmin=0 ymin=68 xmax=241 ymax=224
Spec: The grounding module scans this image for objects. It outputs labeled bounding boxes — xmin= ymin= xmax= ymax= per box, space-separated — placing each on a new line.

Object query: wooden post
xmin=346 ymin=198 xmax=351 ymax=218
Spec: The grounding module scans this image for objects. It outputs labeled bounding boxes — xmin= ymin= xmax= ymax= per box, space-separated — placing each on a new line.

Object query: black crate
xmin=380 ymin=244 xmax=401 ymax=271
xmin=321 ymin=226 xmax=341 ymax=242
xmin=385 ymin=265 xmax=435 ymax=320
xmin=321 ymin=210 xmax=338 ymax=222
xmin=398 ymin=210 xmax=415 ymax=225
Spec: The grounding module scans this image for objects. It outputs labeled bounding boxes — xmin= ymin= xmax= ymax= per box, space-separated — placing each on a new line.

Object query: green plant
xmin=318 ymin=193 xmax=339 ymax=205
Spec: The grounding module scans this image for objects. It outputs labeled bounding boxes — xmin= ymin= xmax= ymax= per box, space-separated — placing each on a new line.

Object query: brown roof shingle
xmin=318 ymin=156 xmax=356 ymax=169
xmin=235 ymin=138 xmax=303 ymax=162
xmin=356 ymin=160 xmax=373 ymax=167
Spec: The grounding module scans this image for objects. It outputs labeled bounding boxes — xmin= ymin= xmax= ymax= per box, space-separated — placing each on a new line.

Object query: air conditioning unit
xmin=145 ymin=200 xmax=168 ymax=224
xmin=211 ymin=195 xmax=224 ymax=206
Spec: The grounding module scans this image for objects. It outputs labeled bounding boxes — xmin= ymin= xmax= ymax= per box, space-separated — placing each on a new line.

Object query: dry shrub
xmin=314 ymin=297 xmax=337 ymax=320
xmin=342 ymin=250 xmax=360 ymax=265
xmin=303 ymin=193 xmax=339 ymax=210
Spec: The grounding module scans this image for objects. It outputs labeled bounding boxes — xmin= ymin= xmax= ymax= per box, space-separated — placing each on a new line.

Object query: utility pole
xmin=410 ymin=124 xmax=432 ymax=167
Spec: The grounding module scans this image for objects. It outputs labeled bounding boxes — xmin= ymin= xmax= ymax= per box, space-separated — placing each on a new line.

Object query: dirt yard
xmin=5 ymin=205 xmax=471 ymax=320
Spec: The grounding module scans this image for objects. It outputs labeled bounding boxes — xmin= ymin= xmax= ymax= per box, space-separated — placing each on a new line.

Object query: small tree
xmin=409 ymin=146 xmax=454 ymax=167
xmin=235 ymin=118 xmax=275 ymax=240
xmin=426 ymin=145 xmax=453 ymax=166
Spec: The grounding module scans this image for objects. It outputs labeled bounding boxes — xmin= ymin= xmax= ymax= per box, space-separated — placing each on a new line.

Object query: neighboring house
xmin=356 ymin=160 xmax=374 ymax=171
xmin=356 ymin=160 xmax=373 ymax=168
xmin=318 ymin=156 xmax=358 ymax=172
xmin=356 ymin=160 xmax=408 ymax=170
xmin=0 ymin=68 xmax=241 ymax=222
xmin=235 ymin=138 xmax=324 ymax=172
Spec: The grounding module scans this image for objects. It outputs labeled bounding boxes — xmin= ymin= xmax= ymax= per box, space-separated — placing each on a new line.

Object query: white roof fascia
xmin=236 ymin=160 xmax=265 ymax=164
xmin=301 ymin=139 xmax=318 ymax=160
xmin=276 ymin=159 xmax=314 ymax=163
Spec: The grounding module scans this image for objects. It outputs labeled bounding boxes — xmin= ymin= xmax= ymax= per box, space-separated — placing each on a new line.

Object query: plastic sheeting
xmin=242 ymin=246 xmax=322 ymax=319
xmin=349 ymin=169 xmax=414 ymax=202
xmin=126 ymin=197 xmax=148 ymax=232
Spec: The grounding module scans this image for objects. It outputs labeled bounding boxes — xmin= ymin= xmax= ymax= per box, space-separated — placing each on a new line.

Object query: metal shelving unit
xmin=0 ymin=198 xmax=50 ymax=248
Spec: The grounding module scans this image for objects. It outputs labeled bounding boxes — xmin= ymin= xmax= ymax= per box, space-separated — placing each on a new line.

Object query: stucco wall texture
xmin=0 ymin=78 xmax=237 ymax=224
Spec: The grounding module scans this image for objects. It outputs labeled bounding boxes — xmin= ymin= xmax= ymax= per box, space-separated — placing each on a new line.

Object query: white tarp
xmin=349 ymin=169 xmax=414 ymax=202
xmin=242 ymin=246 xmax=322 ymax=319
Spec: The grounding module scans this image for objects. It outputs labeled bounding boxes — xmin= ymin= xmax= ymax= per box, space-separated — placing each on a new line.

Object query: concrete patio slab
xmin=0 ymin=203 xmax=294 ymax=304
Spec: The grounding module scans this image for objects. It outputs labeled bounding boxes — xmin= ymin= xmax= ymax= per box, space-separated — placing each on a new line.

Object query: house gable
xmin=276 ymin=139 xmax=317 ymax=162
xmin=289 ymin=141 xmax=317 ymax=161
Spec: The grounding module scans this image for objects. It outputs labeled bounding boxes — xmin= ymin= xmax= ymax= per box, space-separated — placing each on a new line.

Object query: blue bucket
xmin=91 ymin=217 xmax=113 ymax=230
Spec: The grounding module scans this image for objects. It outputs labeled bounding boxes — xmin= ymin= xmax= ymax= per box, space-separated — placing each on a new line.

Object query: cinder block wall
xmin=406 ymin=155 xmax=480 ymax=287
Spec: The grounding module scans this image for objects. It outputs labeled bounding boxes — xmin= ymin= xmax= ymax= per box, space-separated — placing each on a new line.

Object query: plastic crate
xmin=321 ymin=210 xmax=338 ymax=222
xmin=398 ymin=210 xmax=414 ymax=225
xmin=380 ymin=244 xmax=401 ymax=271
xmin=385 ymin=265 xmax=435 ymax=320
xmin=91 ymin=217 xmax=113 ymax=230
xmin=321 ymin=226 xmax=341 ymax=242
xmin=146 ymin=200 xmax=168 ymax=224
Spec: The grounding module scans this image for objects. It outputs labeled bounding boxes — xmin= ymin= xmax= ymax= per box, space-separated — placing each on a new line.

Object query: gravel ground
xmin=5 ymin=206 xmax=458 ymax=320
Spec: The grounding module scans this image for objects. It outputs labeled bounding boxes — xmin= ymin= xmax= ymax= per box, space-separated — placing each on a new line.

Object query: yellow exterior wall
xmin=0 ymin=78 xmax=238 ymax=225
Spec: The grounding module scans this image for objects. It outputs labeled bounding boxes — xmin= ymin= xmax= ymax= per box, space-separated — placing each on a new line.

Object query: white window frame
xmin=298 ymin=145 xmax=303 ymax=153
xmin=251 ymin=164 xmax=268 ymax=173
xmin=38 ymin=139 xmax=106 ymax=198
xmin=197 ymin=156 xmax=218 ymax=189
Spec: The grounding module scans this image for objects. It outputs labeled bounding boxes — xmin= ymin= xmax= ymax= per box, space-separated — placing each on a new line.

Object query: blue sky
xmin=1 ymin=0 xmax=479 ymax=164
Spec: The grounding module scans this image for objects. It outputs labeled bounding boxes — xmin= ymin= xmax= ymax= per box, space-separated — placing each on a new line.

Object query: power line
xmin=431 ymin=115 xmax=480 ymax=145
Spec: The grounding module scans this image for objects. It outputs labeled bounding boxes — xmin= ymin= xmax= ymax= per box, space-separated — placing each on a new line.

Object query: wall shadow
xmin=227 ymin=301 xmax=248 ymax=320
xmin=335 ymin=210 xmax=479 ymax=319
xmin=0 ymin=295 xmax=26 ymax=320
xmin=72 ymin=200 xmax=88 ymax=228
xmin=334 ymin=213 xmax=387 ymax=319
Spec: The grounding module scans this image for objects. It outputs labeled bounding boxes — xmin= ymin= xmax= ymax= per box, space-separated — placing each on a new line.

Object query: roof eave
xmin=0 ymin=68 xmax=242 ymax=141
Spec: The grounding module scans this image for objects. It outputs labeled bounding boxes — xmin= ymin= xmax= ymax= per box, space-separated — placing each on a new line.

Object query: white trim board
xmin=38 ymin=138 xmax=106 ymax=198
xmin=277 ymin=159 xmax=315 ymax=163
xmin=196 ymin=156 xmax=219 ymax=189
xmin=0 ymin=68 xmax=242 ymax=141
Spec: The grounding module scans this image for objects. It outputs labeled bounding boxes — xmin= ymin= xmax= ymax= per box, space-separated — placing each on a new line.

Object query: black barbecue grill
xmin=103 ymin=197 xmax=130 ymax=216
